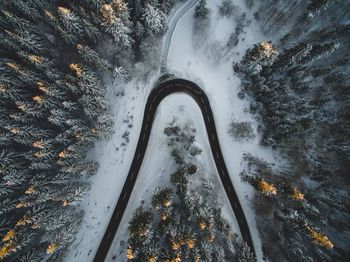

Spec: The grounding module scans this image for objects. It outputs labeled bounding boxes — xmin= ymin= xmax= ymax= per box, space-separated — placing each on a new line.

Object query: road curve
xmin=93 ymin=79 xmax=255 ymax=261
xmin=161 ymin=0 xmax=198 ymax=67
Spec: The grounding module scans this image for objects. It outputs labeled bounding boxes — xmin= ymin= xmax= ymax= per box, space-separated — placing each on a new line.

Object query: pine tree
xmin=160 ymin=0 xmax=175 ymax=14
xmin=107 ymin=17 xmax=133 ymax=47
xmin=219 ymin=0 xmax=235 ymax=18
xmin=152 ymin=187 xmax=173 ymax=206
xmin=7 ymin=0 xmax=42 ymax=22
xmin=307 ymin=0 xmax=332 ymax=18
xmin=240 ymin=41 xmax=279 ymax=75
xmin=128 ymin=207 xmax=153 ymax=238
xmin=143 ymin=3 xmax=167 ymax=35
xmin=302 ymin=42 xmax=339 ymax=63
xmin=75 ymin=7 xmax=102 ymax=43
xmin=134 ymin=21 xmax=145 ymax=39
xmin=235 ymin=241 xmax=256 ymax=262
xmin=0 ymin=10 xmax=35 ymax=32
xmin=270 ymin=42 xmax=312 ymax=73
xmin=194 ymin=0 xmax=208 ymax=18
xmin=56 ymin=6 xmax=87 ymax=45
xmin=100 ymin=1 xmax=133 ymax=47
xmin=76 ymin=44 xmax=112 ymax=71
xmin=2 ymin=29 xmax=43 ymax=54
xmin=305 ymin=224 xmax=334 ymax=249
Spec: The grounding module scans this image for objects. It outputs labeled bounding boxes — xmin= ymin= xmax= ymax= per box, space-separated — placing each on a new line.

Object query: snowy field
xmin=65 ymin=0 xmax=281 ymax=261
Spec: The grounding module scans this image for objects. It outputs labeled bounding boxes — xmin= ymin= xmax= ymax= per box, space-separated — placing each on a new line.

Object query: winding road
xmin=161 ymin=0 xmax=198 ymax=67
xmin=93 ymin=79 xmax=255 ymax=261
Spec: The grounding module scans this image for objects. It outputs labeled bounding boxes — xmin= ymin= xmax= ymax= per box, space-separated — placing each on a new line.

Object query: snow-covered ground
xmin=105 ymin=94 xmax=241 ymax=261
xmin=65 ymin=1 xmax=280 ymax=261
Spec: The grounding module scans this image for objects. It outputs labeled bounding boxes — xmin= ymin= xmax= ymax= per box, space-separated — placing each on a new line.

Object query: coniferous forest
xmin=0 ymin=0 xmax=173 ymax=260
xmin=0 ymin=0 xmax=349 ymax=261
xmin=235 ymin=0 xmax=350 ymax=261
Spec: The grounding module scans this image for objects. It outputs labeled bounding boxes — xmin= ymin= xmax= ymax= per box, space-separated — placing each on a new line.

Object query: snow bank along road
xmin=93 ymin=79 xmax=255 ymax=261
xmin=161 ymin=0 xmax=198 ymax=66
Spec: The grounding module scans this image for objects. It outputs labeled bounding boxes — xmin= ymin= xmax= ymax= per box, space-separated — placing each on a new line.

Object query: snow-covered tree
xmin=7 ymin=0 xmax=41 ymax=22
xmin=194 ymin=0 xmax=209 ymax=18
xmin=307 ymin=0 xmax=332 ymax=18
xmin=105 ymin=17 xmax=133 ymax=47
xmin=57 ymin=6 xmax=84 ymax=42
xmin=160 ymin=0 xmax=175 ymax=14
xmin=219 ymin=0 xmax=235 ymax=18
xmin=235 ymin=241 xmax=256 ymax=262
xmin=76 ymin=44 xmax=112 ymax=71
xmin=240 ymin=41 xmax=279 ymax=75
xmin=100 ymin=1 xmax=133 ymax=47
xmin=143 ymin=3 xmax=167 ymax=35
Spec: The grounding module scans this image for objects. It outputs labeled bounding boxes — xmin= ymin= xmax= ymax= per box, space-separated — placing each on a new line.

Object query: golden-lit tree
xmin=0 ymin=241 xmax=16 ymax=260
xmin=46 ymin=243 xmax=58 ymax=254
xmin=305 ymin=225 xmax=334 ymax=249
xmin=126 ymin=246 xmax=134 ymax=260
xmin=100 ymin=4 xmax=116 ymax=25
xmin=111 ymin=0 xmax=128 ymax=13
xmin=289 ymin=187 xmax=304 ymax=201
xmin=257 ymin=178 xmax=277 ymax=196
xmin=2 ymin=230 xmax=15 ymax=242
xmin=260 ymin=41 xmax=279 ymax=58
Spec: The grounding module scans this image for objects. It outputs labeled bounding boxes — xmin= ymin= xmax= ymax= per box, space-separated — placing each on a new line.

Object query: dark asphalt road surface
xmin=93 ymin=79 xmax=255 ymax=261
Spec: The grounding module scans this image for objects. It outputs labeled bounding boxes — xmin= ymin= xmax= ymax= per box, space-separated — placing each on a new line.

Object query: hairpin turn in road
xmin=93 ymin=79 xmax=255 ymax=261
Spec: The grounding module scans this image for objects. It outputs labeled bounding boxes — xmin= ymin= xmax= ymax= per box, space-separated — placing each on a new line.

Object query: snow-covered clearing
xmin=65 ymin=0 xmax=281 ymax=261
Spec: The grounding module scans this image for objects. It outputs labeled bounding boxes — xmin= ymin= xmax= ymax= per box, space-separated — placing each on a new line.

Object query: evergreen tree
xmin=302 ymin=42 xmax=339 ymax=63
xmin=307 ymin=0 xmax=332 ymax=18
xmin=194 ymin=0 xmax=208 ymax=18
xmin=108 ymin=18 xmax=133 ymax=47
xmin=219 ymin=0 xmax=235 ymax=18
xmin=76 ymin=44 xmax=112 ymax=71
xmin=143 ymin=3 xmax=167 ymax=35
xmin=160 ymin=0 xmax=175 ymax=14
xmin=236 ymin=241 xmax=256 ymax=262
xmin=57 ymin=6 xmax=84 ymax=43
xmin=100 ymin=2 xmax=133 ymax=47
xmin=7 ymin=0 xmax=42 ymax=22
xmin=240 ymin=41 xmax=279 ymax=75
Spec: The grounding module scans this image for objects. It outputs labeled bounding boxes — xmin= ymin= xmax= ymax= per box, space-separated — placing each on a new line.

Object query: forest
xmin=0 ymin=0 xmax=174 ymax=260
xmin=235 ymin=0 xmax=350 ymax=261
xmin=0 ymin=0 xmax=349 ymax=261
